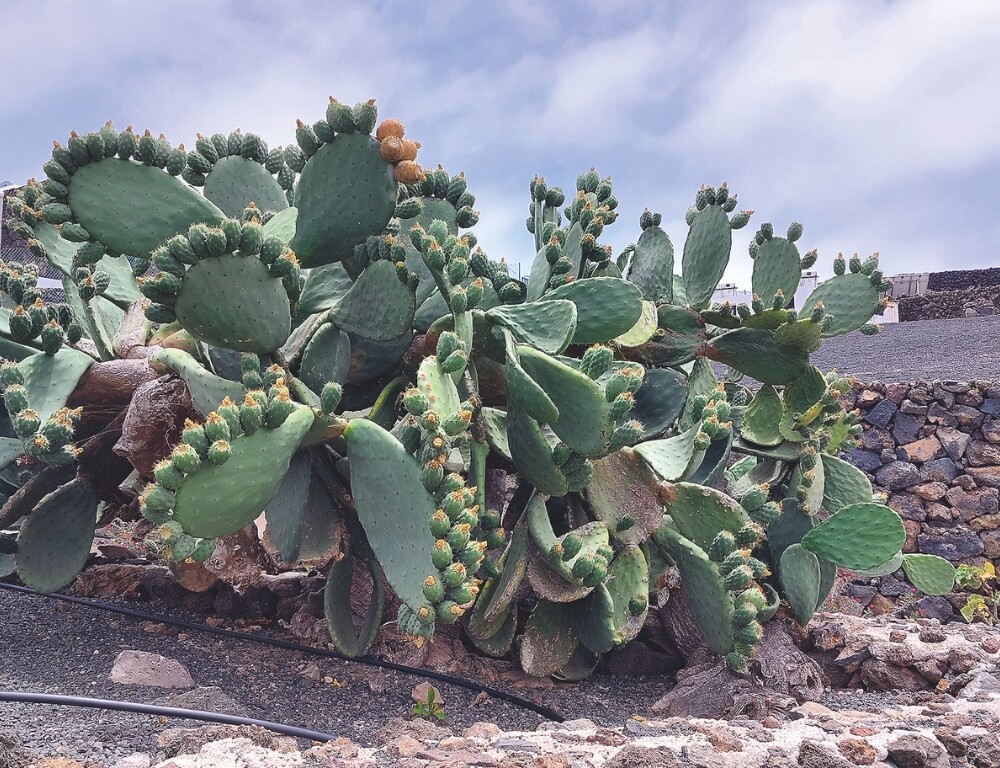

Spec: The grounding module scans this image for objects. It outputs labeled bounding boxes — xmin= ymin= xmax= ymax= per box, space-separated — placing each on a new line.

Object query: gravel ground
xmin=810 ymin=314 xmax=1000 ymax=381
xmin=0 ymin=587 xmax=671 ymax=765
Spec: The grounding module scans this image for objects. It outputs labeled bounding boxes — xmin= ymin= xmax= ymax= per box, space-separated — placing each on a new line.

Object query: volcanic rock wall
xmin=839 ymin=380 xmax=1000 ymax=622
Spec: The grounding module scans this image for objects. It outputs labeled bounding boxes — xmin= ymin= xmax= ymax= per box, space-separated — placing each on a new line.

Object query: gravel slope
xmin=0 ymin=588 xmax=671 ymax=765
xmin=809 ymin=315 xmax=1000 ymax=381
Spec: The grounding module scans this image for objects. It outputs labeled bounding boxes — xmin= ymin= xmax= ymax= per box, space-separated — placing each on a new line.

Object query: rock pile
xmin=898 ymin=288 xmax=999 ymax=321
xmin=927 ymin=268 xmax=1000 ymax=292
xmin=840 ymin=380 xmax=1000 ymax=621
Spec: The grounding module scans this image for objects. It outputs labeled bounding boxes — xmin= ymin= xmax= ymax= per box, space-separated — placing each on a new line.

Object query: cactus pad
xmin=299 ymin=324 xmax=351 ymax=395
xmin=751 ymin=236 xmax=801 ymax=308
xmin=204 ymin=156 xmax=288 ymax=217
xmin=801 ymin=502 xmax=905 ymax=570
xmin=799 ymin=272 xmax=880 ymax=337
xmin=15 ymin=478 xmax=98 ymax=593
xmin=653 ymin=525 xmax=735 ymax=655
xmin=705 ymin=327 xmax=809 ymax=385
xmin=68 ymin=158 xmax=224 ymax=257
xmin=901 ymin=554 xmax=956 ymax=596
xmin=290 ymin=135 xmax=397 ymax=267
xmin=324 ymin=552 xmax=385 ymax=657
xmin=682 ymin=204 xmax=732 ymax=310
xmin=658 ymin=482 xmax=748 ymax=553
xmin=19 ymin=349 xmax=93 ymax=422
xmin=467 ymin=523 xmax=529 ymax=640
xmin=327 ymin=260 xmax=416 ymax=341
xmin=586 ymin=448 xmax=663 ymax=545
xmin=629 ymin=367 xmax=686 ymax=440
xmin=821 ymin=454 xmax=873 ymax=513
xmin=172 ymin=406 xmax=314 ymax=538
xmin=486 ymin=300 xmax=577 ymax=355
xmin=575 ymin=583 xmax=617 ymax=654
xmin=174 ymin=254 xmax=291 ymax=353
xmin=635 ymin=424 xmax=701 ymax=482
xmin=297 ymin=263 xmax=353 ymax=315
xmin=149 ymin=348 xmax=245 ymax=418
xmin=261 ymin=452 xmax=312 ymax=562
xmin=541 ymin=278 xmax=643 ymax=344
xmin=628 ymin=223 xmax=674 ymax=303
xmin=779 ymin=543 xmax=821 ymax=624
xmin=517 ymin=346 xmax=613 ymax=457
xmin=605 ymin=544 xmax=650 ymax=643
xmin=342 ymin=418 xmax=439 ymax=614
xmin=740 ymin=385 xmax=783 ymax=447
xmin=520 ymin=599 xmax=578 ymax=677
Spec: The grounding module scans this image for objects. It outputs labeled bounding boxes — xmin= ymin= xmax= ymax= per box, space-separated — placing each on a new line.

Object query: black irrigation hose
xmin=0 ymin=690 xmax=338 ymax=742
xmin=0 ymin=582 xmax=564 ymax=722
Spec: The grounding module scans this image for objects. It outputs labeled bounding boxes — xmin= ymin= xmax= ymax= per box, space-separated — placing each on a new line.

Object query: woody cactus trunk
xmin=0 ymin=97 xmax=955 ymax=715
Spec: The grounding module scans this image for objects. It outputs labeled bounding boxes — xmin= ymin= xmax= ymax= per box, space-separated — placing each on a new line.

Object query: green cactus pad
xmin=327 ymin=260 xmax=415 ymax=342
xmin=799 ymin=272 xmax=880 ymax=337
xmin=684 ymin=431 xmax=734 ymax=487
xmin=149 ymin=348 xmax=245 ymax=417
xmin=297 ymin=263 xmax=353 ymax=315
xmin=553 ymin=644 xmax=601 ymax=682
xmin=705 ymin=327 xmax=809 ymax=385
xmin=541 ymin=278 xmax=643 ymax=344
xmin=19 ymin=348 xmax=93 ymax=422
xmin=0 ymin=438 xmax=23 ymax=473
xmin=679 ymin=358 xmax=718 ymax=430
xmin=855 ymin=550 xmax=903 ymax=578
xmin=502 ymin=330 xmax=558 ymax=424
xmin=575 ymin=583 xmax=617 ymax=654
xmin=682 ymin=205 xmax=732 ymax=310
xmin=740 ymin=385 xmax=784 ymax=447
xmin=324 ymin=553 xmax=385 ymax=658
xmin=204 ymin=156 xmax=288 ymax=218
xmin=790 ymin=456 xmax=825 ymax=514
xmin=628 ymin=224 xmax=674 ymax=303
xmin=774 ymin=317 xmax=823 ymax=355
xmin=261 ymin=206 xmax=298 ymax=245
xmin=817 ymin=559 xmax=838 ymax=611
xmin=821 ymin=454 xmax=873 ymax=513
xmin=768 ymin=500 xmax=815 ymax=565
xmin=342 ymin=418 xmax=439 ymax=614
xmin=586 ymin=448 xmax=663 ymax=545
xmin=467 ymin=523 xmax=529 ymax=640
xmin=635 ymin=424 xmax=701 ymax=482
xmin=751 ymin=237 xmax=801 ymax=308
xmin=68 ymin=158 xmax=224 ymax=257
xmin=172 ymin=406 xmax=314 ymax=538
xmin=15 ymin=478 xmax=98 ymax=593
xmin=465 ymin=609 xmax=517 ymax=658
xmin=486 ymin=300 xmax=577 ymax=355
xmin=606 ymin=544 xmax=650 ymax=644
xmin=345 ymin=331 xmax=413 ymax=386
xmin=783 ymin=366 xmax=827 ymax=415
xmin=416 ymin=355 xmax=461 ymax=421
xmin=526 ymin=551 xmax=595 ymax=602
xmin=480 ymin=407 xmax=511 ymax=461
xmin=901 ymin=554 xmax=956 ymax=596
xmin=520 ymin=599 xmax=579 ymax=677
xmin=34 ymin=221 xmax=140 ymax=307
xmin=779 ymin=543 xmax=822 ymax=625
xmin=412 ymin=279 xmax=500 ymax=332
xmin=653 ymin=524 xmax=735 ymax=655
xmin=299 ymin=324 xmax=351 ymax=395
xmin=629 ymin=367 xmax=686 ymax=440
xmin=658 ymin=482 xmax=748 ymax=552
xmin=636 ymin=304 xmax=705 ymax=367
xmin=290 ymin=135 xmax=397 ymax=267
xmin=174 ymin=254 xmax=291 ymax=353
xmin=261 ymin=452 xmax=312 ymax=562
xmin=614 ymin=300 xmax=658 ymax=347
xmin=517 ymin=346 xmax=612 ymax=457
xmin=801 ymin=502 xmax=905 ymax=570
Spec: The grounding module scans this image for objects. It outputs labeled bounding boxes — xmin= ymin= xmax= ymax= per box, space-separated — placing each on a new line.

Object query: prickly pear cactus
xmin=0 ymin=94 xmax=953 ymax=685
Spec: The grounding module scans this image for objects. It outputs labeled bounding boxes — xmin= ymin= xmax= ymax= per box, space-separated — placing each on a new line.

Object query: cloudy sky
xmin=2 ymin=0 xmax=997 ymax=290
